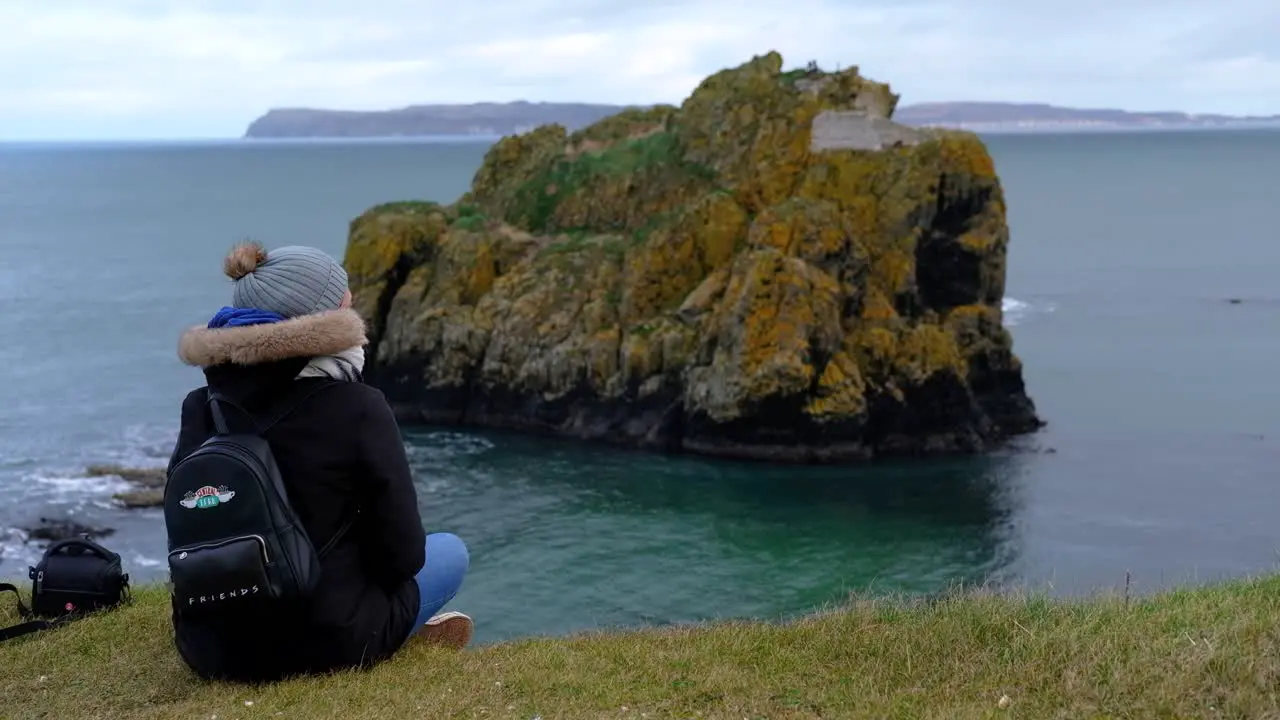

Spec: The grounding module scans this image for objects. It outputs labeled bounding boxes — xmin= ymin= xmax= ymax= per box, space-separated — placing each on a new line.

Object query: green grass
xmin=570 ymin=131 xmax=687 ymax=178
xmin=779 ymin=68 xmax=812 ymax=85
xmin=565 ymin=106 xmax=676 ymax=147
xmin=452 ymin=213 xmax=489 ymax=232
xmin=537 ymin=231 xmax=630 ymax=262
xmin=630 ymin=322 xmax=659 ymax=337
xmin=364 ymin=200 xmax=443 ymax=216
xmin=509 ymin=131 xmax=715 ymax=233
xmin=536 ymin=229 xmax=597 ymax=256
xmin=3 ymin=576 xmax=1280 ymax=719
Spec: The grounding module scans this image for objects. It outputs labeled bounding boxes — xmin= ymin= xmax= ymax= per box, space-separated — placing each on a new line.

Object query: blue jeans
xmin=410 ymin=532 xmax=469 ymax=630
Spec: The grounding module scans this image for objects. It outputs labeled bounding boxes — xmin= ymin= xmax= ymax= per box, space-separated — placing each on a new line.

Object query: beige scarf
xmin=297 ymin=345 xmax=365 ymax=382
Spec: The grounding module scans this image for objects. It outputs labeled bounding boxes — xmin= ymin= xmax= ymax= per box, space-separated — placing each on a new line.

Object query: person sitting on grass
xmin=166 ymin=241 xmax=472 ymax=682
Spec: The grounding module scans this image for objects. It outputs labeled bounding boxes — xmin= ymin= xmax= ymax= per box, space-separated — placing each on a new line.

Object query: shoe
xmin=415 ymin=611 xmax=473 ymax=649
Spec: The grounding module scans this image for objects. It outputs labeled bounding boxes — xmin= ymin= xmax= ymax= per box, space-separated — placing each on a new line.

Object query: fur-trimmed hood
xmin=178 ymin=308 xmax=367 ymax=368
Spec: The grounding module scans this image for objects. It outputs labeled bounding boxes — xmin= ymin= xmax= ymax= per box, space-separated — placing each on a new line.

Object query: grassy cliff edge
xmin=3 ymin=576 xmax=1279 ymax=718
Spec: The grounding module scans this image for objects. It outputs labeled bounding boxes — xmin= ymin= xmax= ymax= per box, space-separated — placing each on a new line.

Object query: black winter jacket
xmin=167 ymin=308 xmax=425 ymax=682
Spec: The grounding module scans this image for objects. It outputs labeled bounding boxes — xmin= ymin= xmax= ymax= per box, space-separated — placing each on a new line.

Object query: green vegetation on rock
xmin=4 ymin=576 xmax=1280 ymax=718
xmin=342 ymin=50 xmax=1043 ymax=461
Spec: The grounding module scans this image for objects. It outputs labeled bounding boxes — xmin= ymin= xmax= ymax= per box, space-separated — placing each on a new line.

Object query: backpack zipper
xmin=169 ymin=534 xmax=270 ymax=565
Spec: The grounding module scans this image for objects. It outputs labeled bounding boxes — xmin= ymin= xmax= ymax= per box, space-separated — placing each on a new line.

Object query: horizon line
xmin=0 ymin=134 xmax=507 ymax=146
xmin=5 ymin=125 xmax=1280 ymax=145
xmin=257 ymin=98 xmax=1280 ymax=118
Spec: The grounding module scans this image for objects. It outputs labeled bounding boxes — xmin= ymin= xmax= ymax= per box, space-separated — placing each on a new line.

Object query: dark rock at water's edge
xmin=114 ymin=489 xmax=163 ymax=509
xmin=342 ymin=51 xmax=1044 ymax=464
xmin=85 ymin=464 xmax=166 ymax=508
xmin=86 ymin=464 xmax=165 ymax=489
xmin=22 ymin=518 xmax=116 ymax=544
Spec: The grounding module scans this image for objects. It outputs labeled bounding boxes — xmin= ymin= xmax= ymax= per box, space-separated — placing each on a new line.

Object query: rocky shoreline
xmin=343 ymin=51 xmax=1044 ymax=463
xmin=376 ymin=356 xmax=1042 ymax=463
xmin=6 ymin=465 xmax=162 ymax=545
xmin=87 ymin=463 xmax=166 ymax=508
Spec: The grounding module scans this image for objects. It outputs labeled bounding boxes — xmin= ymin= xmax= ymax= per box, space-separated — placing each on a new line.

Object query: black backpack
xmin=1 ymin=536 xmax=131 ymax=642
xmin=163 ymin=382 xmax=352 ymax=618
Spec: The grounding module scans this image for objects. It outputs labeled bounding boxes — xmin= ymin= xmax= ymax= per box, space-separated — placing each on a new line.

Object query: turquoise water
xmin=2 ymin=131 xmax=1278 ymax=644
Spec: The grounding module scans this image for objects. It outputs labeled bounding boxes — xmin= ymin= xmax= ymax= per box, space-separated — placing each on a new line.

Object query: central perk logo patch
xmin=180 ymin=485 xmax=236 ymax=509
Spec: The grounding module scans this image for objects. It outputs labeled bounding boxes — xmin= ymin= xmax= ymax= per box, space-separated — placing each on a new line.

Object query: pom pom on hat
xmin=224 ymin=240 xmax=268 ymax=280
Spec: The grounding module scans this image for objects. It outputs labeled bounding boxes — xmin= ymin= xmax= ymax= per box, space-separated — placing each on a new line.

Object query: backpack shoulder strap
xmin=204 ymin=388 xmax=247 ymax=436
xmin=205 ymin=390 xmax=231 ymax=435
xmin=316 ymin=512 xmax=357 ymax=559
xmin=276 ymin=380 xmax=358 ymax=558
xmin=204 ymin=379 xmax=342 ymax=437
xmin=259 ymin=379 xmax=344 ymax=434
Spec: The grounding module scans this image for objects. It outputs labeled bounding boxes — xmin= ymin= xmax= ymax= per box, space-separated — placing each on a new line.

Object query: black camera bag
xmin=0 ymin=535 xmax=131 ymax=642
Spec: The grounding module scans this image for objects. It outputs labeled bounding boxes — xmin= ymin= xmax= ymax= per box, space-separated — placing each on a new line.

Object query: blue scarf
xmin=207 ymin=306 xmax=286 ymax=329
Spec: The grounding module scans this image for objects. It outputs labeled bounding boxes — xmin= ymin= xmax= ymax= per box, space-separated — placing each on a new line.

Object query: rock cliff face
xmin=342 ymin=52 xmax=1043 ymax=462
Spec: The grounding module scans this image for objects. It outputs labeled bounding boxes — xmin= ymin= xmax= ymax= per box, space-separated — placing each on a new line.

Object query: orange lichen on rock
xmin=804 ymin=351 xmax=868 ymax=421
xmin=342 ymin=51 xmax=1041 ymax=461
xmin=623 ymin=192 xmax=748 ymax=322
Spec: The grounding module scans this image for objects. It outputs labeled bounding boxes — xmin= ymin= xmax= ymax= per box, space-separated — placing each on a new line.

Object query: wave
xmin=0 ymin=422 xmax=173 ymax=533
xmin=1003 ymin=297 xmax=1055 ymax=326
xmin=31 ymin=472 xmax=134 ymax=498
xmin=0 ymin=528 xmax=34 ymax=572
xmin=405 ymin=431 xmax=496 ymax=461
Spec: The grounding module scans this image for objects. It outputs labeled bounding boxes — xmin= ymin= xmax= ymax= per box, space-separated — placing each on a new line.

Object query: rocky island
xmin=341 ymin=52 xmax=1043 ymax=462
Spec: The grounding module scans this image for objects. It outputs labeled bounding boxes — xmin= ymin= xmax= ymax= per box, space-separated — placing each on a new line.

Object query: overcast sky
xmin=2 ymin=0 xmax=1277 ymax=140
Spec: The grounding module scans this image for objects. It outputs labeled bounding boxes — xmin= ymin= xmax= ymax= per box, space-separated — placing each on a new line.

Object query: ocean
xmin=1 ymin=130 xmax=1278 ymax=645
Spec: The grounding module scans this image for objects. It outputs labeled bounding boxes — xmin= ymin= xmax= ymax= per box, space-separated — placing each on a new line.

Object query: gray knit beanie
xmin=223 ymin=241 xmax=348 ymax=318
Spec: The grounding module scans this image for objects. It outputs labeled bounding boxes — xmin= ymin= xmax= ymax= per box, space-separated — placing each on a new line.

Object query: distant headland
xmin=243 ymin=100 xmax=1280 ymax=139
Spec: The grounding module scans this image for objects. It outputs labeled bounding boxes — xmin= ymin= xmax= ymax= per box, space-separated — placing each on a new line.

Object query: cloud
xmin=0 ymin=0 xmax=1276 ymax=139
